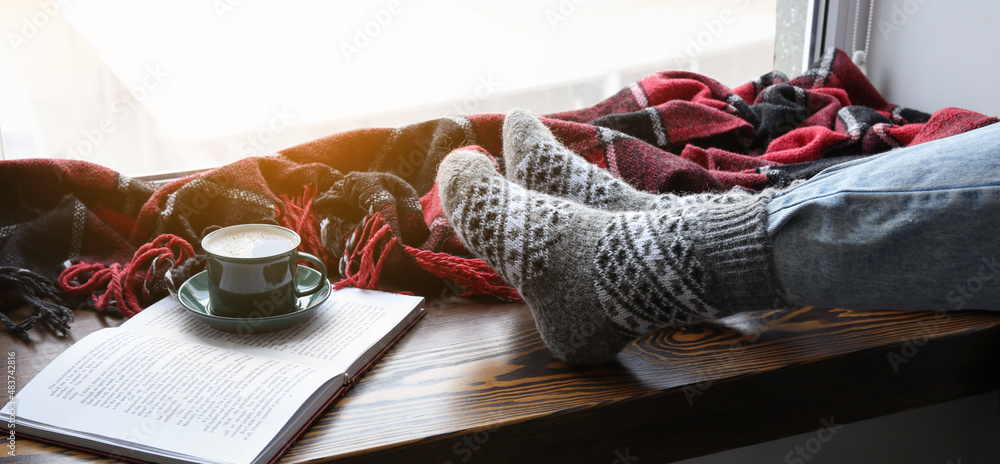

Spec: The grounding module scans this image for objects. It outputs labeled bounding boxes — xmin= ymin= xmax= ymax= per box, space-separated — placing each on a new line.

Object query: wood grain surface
xmin=3 ymin=298 xmax=1000 ymax=464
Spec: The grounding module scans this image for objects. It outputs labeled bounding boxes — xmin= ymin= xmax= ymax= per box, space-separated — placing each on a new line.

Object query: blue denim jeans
xmin=767 ymin=123 xmax=1000 ymax=311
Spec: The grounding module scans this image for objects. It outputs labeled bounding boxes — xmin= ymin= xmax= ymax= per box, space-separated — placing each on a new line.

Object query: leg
xmin=437 ymin=150 xmax=780 ymax=365
xmin=440 ymin=116 xmax=1000 ymax=365
xmin=768 ymin=122 xmax=1000 ymax=311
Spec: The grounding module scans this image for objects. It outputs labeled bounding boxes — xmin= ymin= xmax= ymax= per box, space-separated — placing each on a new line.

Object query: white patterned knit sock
xmin=502 ymin=108 xmax=753 ymax=211
xmin=438 ymin=149 xmax=781 ymax=365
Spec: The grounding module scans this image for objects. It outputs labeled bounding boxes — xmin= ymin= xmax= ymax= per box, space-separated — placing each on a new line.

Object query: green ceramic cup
xmin=201 ymin=224 xmax=327 ymax=319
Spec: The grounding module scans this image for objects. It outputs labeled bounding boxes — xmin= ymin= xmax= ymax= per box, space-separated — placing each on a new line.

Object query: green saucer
xmin=177 ymin=265 xmax=331 ymax=333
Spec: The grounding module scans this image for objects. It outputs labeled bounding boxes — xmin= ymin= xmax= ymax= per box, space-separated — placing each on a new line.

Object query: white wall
xmin=864 ymin=0 xmax=1000 ymax=116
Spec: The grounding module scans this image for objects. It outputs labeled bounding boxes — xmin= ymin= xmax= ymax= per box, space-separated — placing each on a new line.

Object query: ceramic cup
xmin=201 ymin=224 xmax=327 ymax=318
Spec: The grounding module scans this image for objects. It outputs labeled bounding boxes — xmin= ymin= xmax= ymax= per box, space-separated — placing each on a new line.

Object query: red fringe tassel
xmin=333 ymin=212 xmax=521 ymax=301
xmin=58 ymin=234 xmax=196 ymax=316
xmin=277 ymin=183 xmax=330 ymax=270
xmin=403 ymin=245 xmax=521 ymax=301
xmin=333 ymin=212 xmax=395 ymax=291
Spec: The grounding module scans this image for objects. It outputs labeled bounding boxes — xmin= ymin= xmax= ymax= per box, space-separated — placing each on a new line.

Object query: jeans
xmin=767 ymin=122 xmax=1000 ymax=311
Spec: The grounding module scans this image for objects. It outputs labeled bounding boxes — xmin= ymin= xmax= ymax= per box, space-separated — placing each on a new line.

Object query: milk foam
xmin=208 ymin=229 xmax=296 ymax=258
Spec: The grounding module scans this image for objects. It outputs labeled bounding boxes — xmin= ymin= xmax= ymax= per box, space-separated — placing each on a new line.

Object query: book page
xmin=5 ymin=329 xmax=341 ymax=464
xmin=127 ymin=288 xmax=423 ymax=375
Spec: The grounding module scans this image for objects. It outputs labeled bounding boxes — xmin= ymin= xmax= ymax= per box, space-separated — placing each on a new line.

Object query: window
xmin=1 ymin=0 xmax=777 ymax=176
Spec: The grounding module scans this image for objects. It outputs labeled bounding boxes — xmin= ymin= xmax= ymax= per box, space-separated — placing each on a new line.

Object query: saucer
xmin=177 ymin=265 xmax=331 ymax=333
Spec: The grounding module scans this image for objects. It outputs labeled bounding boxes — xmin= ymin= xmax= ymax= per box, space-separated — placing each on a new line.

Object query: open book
xmin=1 ymin=287 xmax=424 ymax=464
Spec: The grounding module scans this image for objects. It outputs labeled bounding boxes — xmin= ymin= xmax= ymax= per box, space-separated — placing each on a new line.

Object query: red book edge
xmin=4 ymin=306 xmax=428 ymax=464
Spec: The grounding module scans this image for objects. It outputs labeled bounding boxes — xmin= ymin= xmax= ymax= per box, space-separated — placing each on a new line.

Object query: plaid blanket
xmin=1 ymin=48 xmax=995 ymax=340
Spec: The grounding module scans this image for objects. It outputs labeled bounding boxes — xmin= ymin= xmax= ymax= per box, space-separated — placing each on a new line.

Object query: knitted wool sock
xmin=438 ymin=149 xmax=781 ymax=365
xmin=503 ymin=108 xmax=704 ymax=211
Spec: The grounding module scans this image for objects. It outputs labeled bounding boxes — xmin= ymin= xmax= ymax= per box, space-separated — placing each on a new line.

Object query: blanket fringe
xmin=403 ymin=245 xmax=521 ymax=301
xmin=0 ymin=267 xmax=74 ymax=341
xmin=277 ymin=183 xmax=331 ymax=270
xmin=58 ymin=234 xmax=196 ymax=317
xmin=334 ymin=212 xmax=521 ymax=301
xmin=333 ymin=212 xmax=395 ymax=291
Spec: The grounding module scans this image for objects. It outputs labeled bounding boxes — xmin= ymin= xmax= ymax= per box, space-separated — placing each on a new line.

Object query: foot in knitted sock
xmin=438 ymin=149 xmax=780 ymax=365
xmin=502 ymin=108 xmax=679 ymax=210
xmin=503 ymin=108 xmax=757 ymax=210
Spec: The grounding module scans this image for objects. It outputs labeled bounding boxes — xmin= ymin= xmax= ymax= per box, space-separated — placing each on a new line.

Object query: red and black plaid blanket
xmin=1 ymin=49 xmax=995 ymax=340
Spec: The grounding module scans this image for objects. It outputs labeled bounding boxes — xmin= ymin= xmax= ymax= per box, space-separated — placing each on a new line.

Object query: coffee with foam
xmin=201 ymin=224 xmax=327 ymax=318
xmin=205 ymin=226 xmax=297 ymax=259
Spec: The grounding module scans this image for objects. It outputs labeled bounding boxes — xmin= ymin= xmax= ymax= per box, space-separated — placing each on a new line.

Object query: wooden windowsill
xmin=8 ymin=298 xmax=1000 ymax=463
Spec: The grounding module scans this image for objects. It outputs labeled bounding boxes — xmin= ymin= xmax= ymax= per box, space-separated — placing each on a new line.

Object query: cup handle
xmin=294 ymin=252 xmax=328 ymax=297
